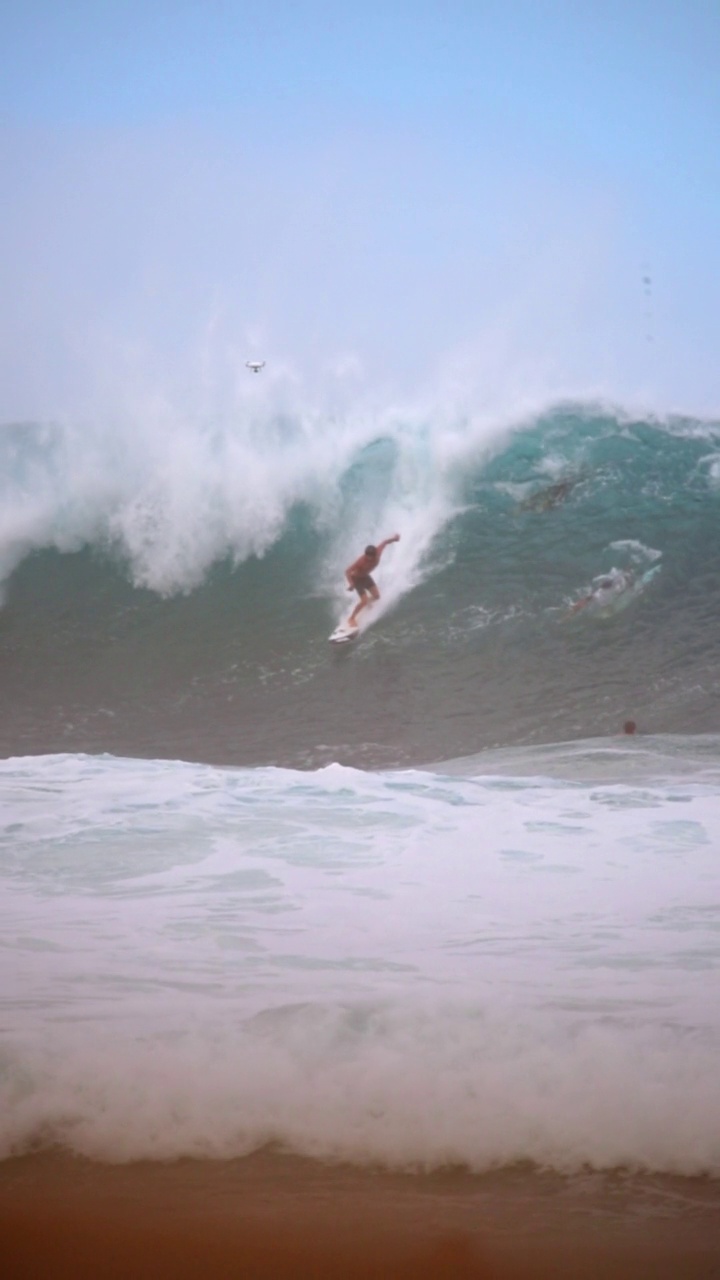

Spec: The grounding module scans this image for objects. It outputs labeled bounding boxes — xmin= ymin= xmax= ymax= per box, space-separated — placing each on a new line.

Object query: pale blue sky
xmin=2 ymin=0 xmax=719 ymax=417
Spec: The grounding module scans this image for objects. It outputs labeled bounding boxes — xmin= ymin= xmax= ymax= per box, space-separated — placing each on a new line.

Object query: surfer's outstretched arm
xmin=375 ymin=533 xmax=401 ymax=558
xmin=345 ymin=533 xmax=400 ymax=584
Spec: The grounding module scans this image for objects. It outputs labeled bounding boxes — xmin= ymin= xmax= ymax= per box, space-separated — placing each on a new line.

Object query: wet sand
xmin=2 ymin=1151 xmax=720 ymax=1278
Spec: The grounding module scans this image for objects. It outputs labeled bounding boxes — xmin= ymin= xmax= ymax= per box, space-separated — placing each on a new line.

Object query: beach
xmin=4 ymin=1152 xmax=720 ymax=1278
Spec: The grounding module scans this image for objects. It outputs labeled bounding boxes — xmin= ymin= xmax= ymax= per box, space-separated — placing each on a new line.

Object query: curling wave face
xmin=0 ymin=402 xmax=719 ymax=764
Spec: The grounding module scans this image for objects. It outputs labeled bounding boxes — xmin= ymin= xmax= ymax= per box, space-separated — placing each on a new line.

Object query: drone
xmin=245 ymin=360 xmax=266 ymax=373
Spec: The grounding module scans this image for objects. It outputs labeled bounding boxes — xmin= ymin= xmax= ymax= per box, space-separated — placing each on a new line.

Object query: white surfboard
xmin=328 ymin=623 xmax=359 ymax=645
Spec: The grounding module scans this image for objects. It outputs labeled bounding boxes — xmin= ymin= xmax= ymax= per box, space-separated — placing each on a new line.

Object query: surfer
xmin=345 ymin=534 xmax=400 ymax=629
xmin=519 ymin=473 xmax=586 ymax=513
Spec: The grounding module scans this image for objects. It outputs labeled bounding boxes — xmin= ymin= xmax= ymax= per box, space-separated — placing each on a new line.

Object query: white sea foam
xmin=1 ymin=746 xmax=719 ymax=1173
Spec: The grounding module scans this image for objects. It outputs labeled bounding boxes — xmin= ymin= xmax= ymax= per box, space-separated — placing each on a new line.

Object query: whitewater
xmin=2 ymin=744 xmax=719 ymax=1172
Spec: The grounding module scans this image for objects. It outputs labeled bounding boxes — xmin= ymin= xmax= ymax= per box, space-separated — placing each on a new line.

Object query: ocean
xmin=2 ymin=400 xmax=720 ymax=1275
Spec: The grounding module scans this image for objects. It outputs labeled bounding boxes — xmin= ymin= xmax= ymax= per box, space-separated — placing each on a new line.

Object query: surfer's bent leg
xmin=349 ymin=580 xmax=379 ymax=627
xmin=348 ymin=591 xmax=368 ymax=626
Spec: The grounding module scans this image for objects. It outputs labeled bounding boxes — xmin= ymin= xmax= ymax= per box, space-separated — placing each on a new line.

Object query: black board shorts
xmin=352 ymin=574 xmax=376 ymax=596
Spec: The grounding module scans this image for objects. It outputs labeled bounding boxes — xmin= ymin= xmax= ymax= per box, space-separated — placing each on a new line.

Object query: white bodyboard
xmin=594 ymin=564 xmax=661 ymax=617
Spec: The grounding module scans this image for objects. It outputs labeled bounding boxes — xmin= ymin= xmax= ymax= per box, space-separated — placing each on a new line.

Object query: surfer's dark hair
xmin=365 ymin=545 xmax=377 ymax=557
